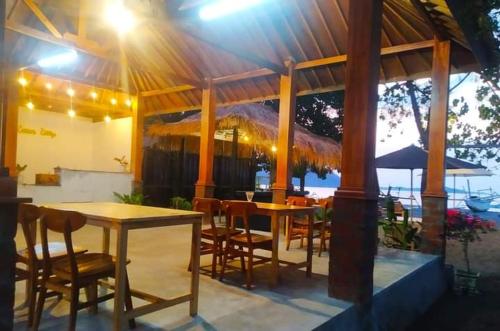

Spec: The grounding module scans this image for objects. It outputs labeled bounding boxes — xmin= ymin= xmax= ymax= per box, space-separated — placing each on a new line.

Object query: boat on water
xmin=465 ymin=181 xmax=499 ymax=212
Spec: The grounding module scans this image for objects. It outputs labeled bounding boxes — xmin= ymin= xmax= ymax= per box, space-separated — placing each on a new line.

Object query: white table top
xmin=40 ymin=202 xmax=203 ymax=224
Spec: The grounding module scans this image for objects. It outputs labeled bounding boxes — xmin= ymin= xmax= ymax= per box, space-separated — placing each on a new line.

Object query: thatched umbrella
xmin=147 ymin=103 xmax=342 ymax=169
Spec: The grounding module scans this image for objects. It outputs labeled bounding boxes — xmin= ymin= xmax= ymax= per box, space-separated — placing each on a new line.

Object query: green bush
xmin=170 ymin=197 xmax=192 ymax=210
xmin=113 ymin=191 xmax=145 ymax=205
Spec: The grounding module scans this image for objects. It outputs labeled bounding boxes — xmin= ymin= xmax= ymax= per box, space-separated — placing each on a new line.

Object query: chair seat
xmin=17 ymin=242 xmax=87 ymax=262
xmin=52 ymin=253 xmax=128 ymax=279
xmin=201 ymin=227 xmax=242 ymax=239
xmin=230 ymin=233 xmax=273 ymax=245
xmin=292 ymin=218 xmax=323 ymax=227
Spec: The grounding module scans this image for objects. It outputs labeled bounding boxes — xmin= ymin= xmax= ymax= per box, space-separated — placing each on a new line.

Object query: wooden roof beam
xmin=5 ymin=21 xmax=204 ymax=89
xmin=23 ymin=0 xmax=62 ymax=38
xmin=178 ymin=28 xmax=288 ymax=76
xmin=409 ymin=0 xmax=446 ymax=40
xmin=140 ymin=40 xmax=435 ymax=98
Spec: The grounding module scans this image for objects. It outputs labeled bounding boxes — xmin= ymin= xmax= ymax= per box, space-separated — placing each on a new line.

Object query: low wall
xmin=18 ymin=168 xmax=133 ymax=203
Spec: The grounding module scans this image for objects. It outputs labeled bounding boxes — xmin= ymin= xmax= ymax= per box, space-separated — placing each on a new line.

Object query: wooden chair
xmin=219 ymin=201 xmax=272 ymax=289
xmin=317 ymin=197 xmax=334 ymax=257
xmin=33 ymin=207 xmax=135 ymax=331
xmin=285 ymin=196 xmax=319 ymax=250
xmin=189 ymin=197 xmax=242 ymax=278
xmin=15 ymin=204 xmax=87 ymax=326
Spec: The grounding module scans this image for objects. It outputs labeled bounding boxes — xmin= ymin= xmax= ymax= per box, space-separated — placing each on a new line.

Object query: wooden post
xmin=421 ymin=38 xmax=451 ymax=255
xmin=329 ymin=0 xmax=383 ymax=307
xmin=272 ymin=61 xmax=296 ymax=204
xmin=195 ymin=80 xmax=216 ymax=198
xmin=230 ymin=127 xmax=238 ymax=195
xmin=130 ymin=96 xmax=144 ymax=191
xmin=3 ymin=78 xmax=18 ymax=177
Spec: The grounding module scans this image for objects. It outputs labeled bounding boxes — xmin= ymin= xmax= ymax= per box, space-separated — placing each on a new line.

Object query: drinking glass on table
xmin=245 ymin=191 xmax=255 ymax=202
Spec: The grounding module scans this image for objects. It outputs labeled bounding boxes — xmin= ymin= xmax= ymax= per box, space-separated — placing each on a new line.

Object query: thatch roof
xmin=147 ymin=104 xmax=342 ymax=169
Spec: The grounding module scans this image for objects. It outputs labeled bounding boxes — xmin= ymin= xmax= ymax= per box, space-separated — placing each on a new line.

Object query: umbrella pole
xmin=410 ymin=169 xmax=413 ymax=221
xmin=453 ymin=174 xmax=456 ymax=208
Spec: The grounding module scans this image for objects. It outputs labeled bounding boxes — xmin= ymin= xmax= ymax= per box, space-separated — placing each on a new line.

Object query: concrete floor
xmin=13 ymin=224 xmax=443 ymax=330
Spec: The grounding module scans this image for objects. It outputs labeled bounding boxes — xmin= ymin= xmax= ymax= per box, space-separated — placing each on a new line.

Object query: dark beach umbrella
xmin=375 ymin=144 xmax=484 ymax=218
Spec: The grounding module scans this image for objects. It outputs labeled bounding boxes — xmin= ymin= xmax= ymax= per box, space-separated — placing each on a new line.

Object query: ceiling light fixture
xmin=68 ymin=109 xmax=76 ymax=118
xmin=110 ymin=98 xmax=117 ymax=105
xmin=67 ymin=88 xmax=75 ymax=97
xmin=26 ymin=101 xmax=35 ymax=110
xmin=104 ymin=115 xmax=112 ymax=123
xmin=271 ymin=145 xmax=277 ymax=153
xmin=45 ymin=82 xmax=53 ymax=90
xmin=105 ymin=1 xmax=136 ymax=35
xmin=90 ymin=91 xmax=98 ymax=100
xmin=199 ymin=0 xmax=265 ymax=21
xmin=37 ymin=49 xmax=78 ymax=68
xmin=125 ymin=99 xmax=132 ymax=107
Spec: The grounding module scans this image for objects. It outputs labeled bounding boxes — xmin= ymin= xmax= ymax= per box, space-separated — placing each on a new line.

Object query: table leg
xmin=113 ymin=226 xmax=128 ymax=331
xmin=271 ymin=213 xmax=280 ymax=287
xmin=190 ymin=221 xmax=201 ymax=316
xmin=102 ymin=228 xmax=110 ymax=254
xmin=306 ymin=211 xmax=313 ymax=277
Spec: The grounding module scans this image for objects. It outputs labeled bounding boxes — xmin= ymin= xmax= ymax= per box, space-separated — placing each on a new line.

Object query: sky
xmin=375 ymin=73 xmax=500 ymax=197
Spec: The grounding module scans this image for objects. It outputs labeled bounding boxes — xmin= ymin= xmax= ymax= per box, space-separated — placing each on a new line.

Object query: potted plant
xmin=446 ymin=209 xmax=494 ymax=294
xmin=113 ymin=191 xmax=145 ymax=205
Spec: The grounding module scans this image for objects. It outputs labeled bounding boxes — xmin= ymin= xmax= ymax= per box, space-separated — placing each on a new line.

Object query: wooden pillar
xmin=3 ymin=79 xmax=18 ymax=177
xmin=130 ymin=96 xmax=144 ymax=191
xmin=272 ymin=61 xmax=296 ymax=204
xmin=195 ymin=80 xmax=216 ymax=198
xmin=329 ymin=0 xmax=383 ymax=308
xmin=421 ymin=38 xmax=451 ymax=255
xmin=230 ymin=127 xmax=238 ymax=195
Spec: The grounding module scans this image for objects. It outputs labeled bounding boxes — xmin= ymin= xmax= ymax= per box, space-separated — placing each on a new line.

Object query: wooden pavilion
xmin=0 ymin=0 xmax=497 ymax=321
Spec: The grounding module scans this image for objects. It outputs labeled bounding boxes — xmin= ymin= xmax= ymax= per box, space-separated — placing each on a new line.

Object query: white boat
xmin=465 ymin=196 xmax=496 ymax=212
xmin=465 ymin=181 xmax=498 ymax=212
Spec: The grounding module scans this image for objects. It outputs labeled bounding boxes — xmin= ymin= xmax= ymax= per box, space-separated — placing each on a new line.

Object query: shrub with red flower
xmin=446 ymin=209 xmax=496 ymax=273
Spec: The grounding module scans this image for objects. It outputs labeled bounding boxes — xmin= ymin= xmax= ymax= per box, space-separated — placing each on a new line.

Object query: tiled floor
xmin=13 ymin=224 xmax=440 ymax=330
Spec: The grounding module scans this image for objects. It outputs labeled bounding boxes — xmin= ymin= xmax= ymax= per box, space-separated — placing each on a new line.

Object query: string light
xmin=104 ymin=115 xmax=112 ymax=123
xmin=90 ymin=91 xmax=98 ymax=100
xmin=45 ymin=82 xmax=53 ymax=90
xmin=125 ymin=99 xmax=132 ymax=107
xmin=243 ymin=136 xmax=249 ymax=142
xmin=26 ymin=101 xmax=34 ymax=110
xmin=66 ymin=87 xmax=75 ymax=97
xmin=68 ymin=109 xmax=76 ymax=118
xmin=110 ymin=98 xmax=117 ymax=105
xmin=271 ymin=145 xmax=277 ymax=153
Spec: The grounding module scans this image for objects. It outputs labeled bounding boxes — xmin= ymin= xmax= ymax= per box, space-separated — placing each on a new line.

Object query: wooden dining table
xmin=253 ymin=202 xmax=315 ymax=286
xmin=41 ymin=202 xmax=203 ymax=331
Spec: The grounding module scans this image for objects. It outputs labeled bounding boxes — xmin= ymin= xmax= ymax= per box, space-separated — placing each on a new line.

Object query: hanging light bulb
xmin=67 ymin=87 xmax=75 ymax=97
xmin=110 ymin=98 xmax=117 ymax=105
xmin=26 ymin=101 xmax=35 ymax=110
xmin=68 ymin=109 xmax=76 ymax=118
xmin=45 ymin=82 xmax=53 ymax=90
xmin=271 ymin=145 xmax=277 ymax=153
xmin=125 ymin=99 xmax=132 ymax=107
xmin=104 ymin=115 xmax=112 ymax=123
xmin=90 ymin=91 xmax=98 ymax=100
xmin=18 ymin=77 xmax=28 ymax=86
xmin=243 ymin=136 xmax=250 ymax=142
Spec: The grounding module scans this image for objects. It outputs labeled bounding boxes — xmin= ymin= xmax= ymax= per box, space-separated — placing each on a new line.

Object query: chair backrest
xmin=222 ymin=201 xmax=257 ymax=244
xmin=287 ymin=196 xmax=315 ymax=207
xmin=192 ymin=198 xmax=222 ymax=234
xmin=18 ymin=204 xmax=41 ymax=263
xmin=38 ymin=207 xmax=86 ymax=279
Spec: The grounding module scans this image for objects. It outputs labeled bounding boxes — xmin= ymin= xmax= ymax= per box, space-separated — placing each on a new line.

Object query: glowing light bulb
xmin=67 ymin=88 xmax=75 ymax=97
xmin=90 ymin=91 xmax=98 ymax=100
xmin=45 ymin=82 xmax=53 ymax=90
xmin=271 ymin=145 xmax=277 ymax=153
xmin=105 ymin=1 xmax=136 ymax=35
xmin=26 ymin=101 xmax=34 ymax=110
xmin=68 ymin=109 xmax=76 ymax=118
xmin=110 ymin=98 xmax=117 ymax=105
xmin=125 ymin=99 xmax=132 ymax=107
xmin=104 ymin=115 xmax=112 ymax=123
xmin=18 ymin=77 xmax=28 ymax=86
xmin=243 ymin=136 xmax=249 ymax=142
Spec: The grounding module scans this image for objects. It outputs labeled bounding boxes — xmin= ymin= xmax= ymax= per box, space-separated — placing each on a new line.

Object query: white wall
xmin=16 ymin=108 xmax=132 ymax=184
